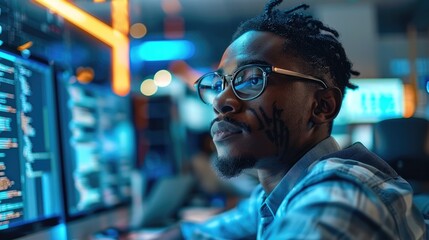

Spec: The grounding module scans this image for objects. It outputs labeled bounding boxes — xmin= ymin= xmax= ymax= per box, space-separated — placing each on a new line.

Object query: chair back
xmin=373 ymin=117 xmax=429 ymax=181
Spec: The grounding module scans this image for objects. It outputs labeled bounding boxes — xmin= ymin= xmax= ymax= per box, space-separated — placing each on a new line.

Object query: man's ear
xmin=311 ymin=87 xmax=342 ymax=124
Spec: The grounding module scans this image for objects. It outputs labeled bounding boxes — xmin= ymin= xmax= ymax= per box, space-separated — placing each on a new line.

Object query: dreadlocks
xmin=232 ymin=0 xmax=359 ymax=97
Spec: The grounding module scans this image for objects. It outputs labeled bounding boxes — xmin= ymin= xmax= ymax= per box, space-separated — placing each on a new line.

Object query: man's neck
xmin=257 ymin=168 xmax=289 ymax=194
xmin=255 ymin=137 xmax=328 ymax=194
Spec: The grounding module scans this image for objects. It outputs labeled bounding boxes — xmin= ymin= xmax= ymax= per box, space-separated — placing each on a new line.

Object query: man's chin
xmin=213 ymin=155 xmax=257 ymax=178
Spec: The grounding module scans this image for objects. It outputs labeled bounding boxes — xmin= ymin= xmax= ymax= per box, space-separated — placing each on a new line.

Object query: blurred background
xmin=0 ymin=0 xmax=428 ymax=239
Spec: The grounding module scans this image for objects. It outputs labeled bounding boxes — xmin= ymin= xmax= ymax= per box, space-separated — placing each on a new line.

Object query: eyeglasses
xmin=194 ymin=64 xmax=328 ymax=105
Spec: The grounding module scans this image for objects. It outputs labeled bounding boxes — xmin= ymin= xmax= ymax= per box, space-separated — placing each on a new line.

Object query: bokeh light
xmin=130 ymin=23 xmax=147 ymax=39
xmin=140 ymin=79 xmax=158 ymax=96
xmin=76 ymin=67 xmax=94 ymax=84
xmin=21 ymin=49 xmax=31 ymax=59
xmin=161 ymin=0 xmax=181 ymax=14
xmin=154 ymin=70 xmax=172 ymax=87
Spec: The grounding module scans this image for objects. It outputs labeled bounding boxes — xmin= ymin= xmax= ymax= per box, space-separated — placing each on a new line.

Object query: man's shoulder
xmin=309 ymin=142 xmax=399 ymax=181
xmin=277 ymin=145 xmax=425 ymax=240
xmin=305 ymin=144 xmax=399 ymax=187
xmin=292 ymin=142 xmax=410 ymax=197
xmin=279 ymin=149 xmax=413 ymax=214
xmin=305 ymin=157 xmax=388 ymax=188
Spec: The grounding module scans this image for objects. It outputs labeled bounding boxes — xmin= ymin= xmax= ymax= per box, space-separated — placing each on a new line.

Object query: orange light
xmin=112 ymin=41 xmax=130 ymax=96
xmin=33 ymin=0 xmax=130 ymax=96
xmin=76 ymin=67 xmax=94 ymax=84
xmin=111 ymin=0 xmax=130 ymax=96
xmin=403 ymin=83 xmax=416 ymax=118
xmin=34 ymin=0 xmax=119 ymax=46
xmin=112 ymin=0 xmax=129 ymax=35
xmin=17 ymin=41 xmax=33 ymax=51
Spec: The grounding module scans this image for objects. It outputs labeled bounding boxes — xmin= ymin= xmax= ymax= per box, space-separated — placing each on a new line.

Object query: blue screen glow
xmin=133 ymin=40 xmax=195 ymax=61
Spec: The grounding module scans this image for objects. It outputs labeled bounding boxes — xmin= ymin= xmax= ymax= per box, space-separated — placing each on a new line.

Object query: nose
xmin=212 ymin=85 xmax=241 ymax=114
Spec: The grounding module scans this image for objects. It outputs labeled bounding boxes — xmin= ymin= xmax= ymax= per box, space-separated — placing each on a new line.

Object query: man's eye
xmin=213 ymin=80 xmax=223 ymax=91
xmin=249 ymin=77 xmax=262 ymax=85
xmin=242 ymin=76 xmax=263 ymax=87
xmin=235 ymin=76 xmax=263 ymax=91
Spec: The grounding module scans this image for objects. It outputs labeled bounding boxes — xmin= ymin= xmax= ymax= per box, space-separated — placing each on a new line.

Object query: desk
xmin=16 ymin=207 xmax=130 ymax=240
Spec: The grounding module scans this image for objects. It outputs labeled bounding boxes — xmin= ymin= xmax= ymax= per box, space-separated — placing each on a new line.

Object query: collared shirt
xmin=181 ymin=137 xmax=426 ymax=239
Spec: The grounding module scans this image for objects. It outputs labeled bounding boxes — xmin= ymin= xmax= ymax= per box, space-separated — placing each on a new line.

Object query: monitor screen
xmin=0 ymin=47 xmax=63 ymax=238
xmin=55 ymin=70 xmax=136 ymax=219
xmin=335 ymin=78 xmax=405 ymax=124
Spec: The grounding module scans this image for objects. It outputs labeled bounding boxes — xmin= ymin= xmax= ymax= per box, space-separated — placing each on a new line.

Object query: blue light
xmin=49 ymin=223 xmax=68 ymax=240
xmin=0 ymin=50 xmax=16 ymax=62
xmin=135 ymin=40 xmax=195 ymax=61
xmin=426 ymin=79 xmax=429 ymax=94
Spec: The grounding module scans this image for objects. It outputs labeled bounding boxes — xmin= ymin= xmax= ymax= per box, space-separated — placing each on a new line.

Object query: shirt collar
xmin=264 ymin=136 xmax=341 ymax=215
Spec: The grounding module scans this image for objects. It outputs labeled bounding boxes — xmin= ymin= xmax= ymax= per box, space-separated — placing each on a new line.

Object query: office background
xmin=0 ymin=0 xmax=428 ymax=239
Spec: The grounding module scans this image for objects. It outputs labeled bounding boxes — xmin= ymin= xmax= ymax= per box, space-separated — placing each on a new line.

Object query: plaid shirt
xmin=181 ymin=137 xmax=426 ymax=239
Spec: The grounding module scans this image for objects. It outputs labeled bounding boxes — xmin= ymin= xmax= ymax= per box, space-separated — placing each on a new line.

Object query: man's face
xmin=210 ymin=31 xmax=318 ymax=177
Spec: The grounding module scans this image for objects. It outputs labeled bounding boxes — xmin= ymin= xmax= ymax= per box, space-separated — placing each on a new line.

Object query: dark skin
xmin=212 ymin=30 xmax=342 ymax=193
xmin=155 ymin=30 xmax=342 ymax=239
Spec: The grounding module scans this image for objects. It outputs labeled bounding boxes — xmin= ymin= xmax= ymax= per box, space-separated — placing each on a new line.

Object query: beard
xmin=213 ymin=155 xmax=257 ymax=178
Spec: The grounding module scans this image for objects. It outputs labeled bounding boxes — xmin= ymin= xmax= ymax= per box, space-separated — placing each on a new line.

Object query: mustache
xmin=210 ymin=116 xmax=251 ymax=133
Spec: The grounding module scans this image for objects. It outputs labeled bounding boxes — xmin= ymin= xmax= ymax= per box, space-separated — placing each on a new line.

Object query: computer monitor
xmin=335 ymin=78 xmax=405 ymax=124
xmin=0 ymin=47 xmax=63 ymax=238
xmin=55 ymin=69 xmax=136 ymax=220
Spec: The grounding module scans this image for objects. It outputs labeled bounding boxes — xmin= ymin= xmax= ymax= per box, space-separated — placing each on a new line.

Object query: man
xmin=160 ymin=1 xmax=426 ymax=239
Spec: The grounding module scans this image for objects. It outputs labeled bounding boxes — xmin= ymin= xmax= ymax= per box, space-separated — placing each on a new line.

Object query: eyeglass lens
xmin=233 ymin=66 xmax=265 ymax=100
xmin=198 ymin=66 xmax=266 ymax=104
xmin=198 ymin=73 xmax=223 ymax=104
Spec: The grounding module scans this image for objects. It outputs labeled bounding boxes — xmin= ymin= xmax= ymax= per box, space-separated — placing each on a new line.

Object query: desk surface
xmin=15 ymin=206 xmax=224 ymax=240
xmin=16 ymin=207 xmax=130 ymax=240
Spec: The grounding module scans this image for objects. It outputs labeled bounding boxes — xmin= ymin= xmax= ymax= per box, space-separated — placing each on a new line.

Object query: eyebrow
xmin=216 ymin=59 xmax=271 ymax=75
xmin=237 ymin=59 xmax=270 ymax=67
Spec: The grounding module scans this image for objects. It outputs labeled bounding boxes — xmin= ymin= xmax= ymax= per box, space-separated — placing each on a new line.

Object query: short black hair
xmin=232 ymin=0 xmax=359 ymax=97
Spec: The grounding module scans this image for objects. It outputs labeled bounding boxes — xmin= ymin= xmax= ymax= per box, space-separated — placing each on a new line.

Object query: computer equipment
xmin=0 ymin=47 xmax=63 ymax=239
xmin=129 ymin=173 xmax=195 ymax=229
xmin=136 ymin=174 xmax=195 ymax=228
xmin=91 ymin=174 xmax=195 ymax=240
xmin=335 ymin=78 xmax=405 ymax=124
xmin=55 ymin=69 xmax=136 ymax=220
